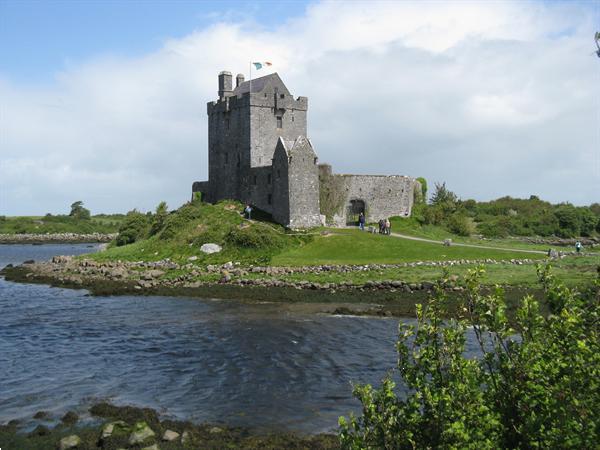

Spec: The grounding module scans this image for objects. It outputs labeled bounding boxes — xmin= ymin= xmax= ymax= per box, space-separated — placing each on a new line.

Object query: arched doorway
xmin=347 ymin=199 xmax=365 ymax=226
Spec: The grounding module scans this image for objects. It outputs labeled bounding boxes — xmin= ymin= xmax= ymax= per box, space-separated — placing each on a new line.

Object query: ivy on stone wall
xmin=319 ymin=174 xmax=347 ymax=221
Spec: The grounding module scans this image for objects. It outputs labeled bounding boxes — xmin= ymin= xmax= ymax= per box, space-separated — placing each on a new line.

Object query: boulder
xmin=200 ymin=243 xmax=222 ymax=254
xmin=188 ymin=256 xmax=198 ymax=261
xmin=128 ymin=421 xmax=156 ymax=445
xmin=101 ymin=420 xmax=128 ymax=440
xmin=59 ymin=435 xmax=81 ymax=450
xmin=61 ymin=410 xmax=79 ymax=425
xmin=162 ymin=429 xmax=180 ymax=441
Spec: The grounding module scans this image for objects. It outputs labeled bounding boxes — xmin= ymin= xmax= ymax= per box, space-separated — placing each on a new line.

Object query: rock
xmin=162 ymin=429 xmax=180 ymax=441
xmin=101 ymin=420 xmax=127 ymax=440
xmin=28 ymin=425 xmax=51 ymax=437
xmin=222 ymin=261 xmax=234 ymax=270
xmin=200 ymin=243 xmax=222 ymax=254
xmin=59 ymin=434 xmax=81 ymax=449
xmin=188 ymin=256 xmax=198 ymax=261
xmin=181 ymin=430 xmax=191 ymax=444
xmin=61 ymin=410 xmax=79 ymax=425
xmin=209 ymin=426 xmax=223 ymax=434
xmin=33 ymin=410 xmax=48 ymax=419
xmin=141 ymin=445 xmax=159 ymax=450
xmin=128 ymin=421 xmax=156 ymax=445
xmin=23 ymin=259 xmax=35 ymax=264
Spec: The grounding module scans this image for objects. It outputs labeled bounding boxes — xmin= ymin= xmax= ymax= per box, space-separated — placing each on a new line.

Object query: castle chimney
xmin=218 ymin=71 xmax=233 ymax=100
xmin=236 ymin=73 xmax=245 ymax=88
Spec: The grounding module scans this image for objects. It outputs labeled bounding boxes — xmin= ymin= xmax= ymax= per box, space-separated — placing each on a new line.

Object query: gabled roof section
xmin=288 ymin=136 xmax=317 ymax=158
xmin=233 ymin=72 xmax=291 ymax=96
xmin=273 ymin=136 xmax=292 ymax=160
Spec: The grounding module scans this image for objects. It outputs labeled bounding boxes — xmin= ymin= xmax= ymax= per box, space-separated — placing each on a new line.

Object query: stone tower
xmin=192 ymin=71 xmax=322 ymax=228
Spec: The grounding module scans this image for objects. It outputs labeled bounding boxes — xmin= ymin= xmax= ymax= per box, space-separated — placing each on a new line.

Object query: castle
xmin=193 ymin=71 xmax=419 ymax=228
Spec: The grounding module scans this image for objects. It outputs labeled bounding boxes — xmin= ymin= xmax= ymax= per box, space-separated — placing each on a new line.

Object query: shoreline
xmin=1 ymin=259 xmax=549 ymax=319
xmin=0 ymin=401 xmax=339 ymax=449
xmin=0 ymin=233 xmax=115 ymax=244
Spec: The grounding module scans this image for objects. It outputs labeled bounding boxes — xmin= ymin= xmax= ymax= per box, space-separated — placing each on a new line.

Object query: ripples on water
xmin=0 ymin=244 xmax=478 ymax=433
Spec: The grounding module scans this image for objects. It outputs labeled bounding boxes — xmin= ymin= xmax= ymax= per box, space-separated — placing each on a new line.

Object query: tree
xmin=430 ymin=182 xmax=458 ymax=207
xmin=554 ymin=204 xmax=580 ymax=237
xmin=578 ymin=207 xmax=598 ymax=236
xmin=339 ymin=266 xmax=599 ymax=449
xmin=69 ymin=201 xmax=90 ymax=220
xmin=149 ymin=201 xmax=169 ymax=236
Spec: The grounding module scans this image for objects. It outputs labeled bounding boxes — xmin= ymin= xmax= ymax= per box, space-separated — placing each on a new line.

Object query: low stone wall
xmin=0 ymin=233 xmax=116 ymax=244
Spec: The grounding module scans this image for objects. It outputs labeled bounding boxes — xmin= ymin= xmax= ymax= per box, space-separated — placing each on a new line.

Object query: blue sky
xmin=0 ymin=0 xmax=309 ymax=83
xmin=0 ymin=0 xmax=598 ymax=215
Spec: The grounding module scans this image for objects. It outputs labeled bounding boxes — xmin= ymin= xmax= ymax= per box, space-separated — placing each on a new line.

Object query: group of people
xmin=357 ymin=213 xmax=391 ymax=235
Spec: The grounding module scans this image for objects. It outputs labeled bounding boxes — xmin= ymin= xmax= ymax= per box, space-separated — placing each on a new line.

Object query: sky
xmin=0 ymin=0 xmax=599 ymax=216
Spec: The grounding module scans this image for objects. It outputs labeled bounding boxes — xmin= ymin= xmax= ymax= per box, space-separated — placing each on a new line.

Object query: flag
xmin=252 ymin=62 xmax=272 ymax=70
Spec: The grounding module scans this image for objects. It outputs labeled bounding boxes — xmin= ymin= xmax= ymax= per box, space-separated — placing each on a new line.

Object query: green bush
xmin=226 ymin=226 xmax=285 ymax=249
xmin=339 ymin=266 xmax=600 ymax=449
xmin=116 ymin=210 xmax=150 ymax=246
xmin=446 ymin=214 xmax=471 ymax=236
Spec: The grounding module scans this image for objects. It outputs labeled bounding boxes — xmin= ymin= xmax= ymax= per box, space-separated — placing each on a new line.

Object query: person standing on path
xmin=244 ymin=204 xmax=252 ymax=220
xmin=385 ymin=218 xmax=391 ymax=235
xmin=358 ymin=212 xmax=365 ymax=231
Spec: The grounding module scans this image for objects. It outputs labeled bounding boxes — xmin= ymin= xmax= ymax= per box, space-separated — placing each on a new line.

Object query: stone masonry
xmin=193 ymin=71 xmax=419 ymax=228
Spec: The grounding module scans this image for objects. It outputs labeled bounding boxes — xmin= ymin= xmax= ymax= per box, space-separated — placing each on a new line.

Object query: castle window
xmin=291 ymin=116 xmax=294 ymax=122
xmin=276 ymin=116 xmax=282 ymax=128
xmin=314 ymin=157 xmax=318 ymax=165
xmin=225 ymin=118 xmax=230 ymax=130
xmin=277 ymin=169 xmax=280 ymax=178
xmin=253 ymin=175 xmax=257 ymax=185
xmin=225 ymin=152 xmax=229 ymax=163
xmin=267 ymin=174 xmax=272 ymax=184
xmin=280 ymin=94 xmax=284 ymax=99
xmin=268 ymin=194 xmax=272 ymax=205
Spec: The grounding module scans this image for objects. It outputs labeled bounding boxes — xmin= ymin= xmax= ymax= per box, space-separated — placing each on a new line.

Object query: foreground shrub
xmin=339 ymin=266 xmax=599 ymax=449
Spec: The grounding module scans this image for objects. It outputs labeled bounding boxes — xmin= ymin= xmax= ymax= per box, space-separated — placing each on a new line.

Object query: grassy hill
xmin=93 ymin=200 xmax=551 ymax=267
xmin=93 ymin=200 xmax=313 ymax=265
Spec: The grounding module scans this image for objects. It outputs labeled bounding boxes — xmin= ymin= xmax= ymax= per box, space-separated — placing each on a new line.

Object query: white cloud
xmin=0 ymin=0 xmax=598 ymax=215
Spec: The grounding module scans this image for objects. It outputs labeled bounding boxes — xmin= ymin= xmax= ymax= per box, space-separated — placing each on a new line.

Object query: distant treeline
xmin=0 ymin=202 xmax=125 ymax=235
xmin=412 ymin=183 xmax=599 ymax=238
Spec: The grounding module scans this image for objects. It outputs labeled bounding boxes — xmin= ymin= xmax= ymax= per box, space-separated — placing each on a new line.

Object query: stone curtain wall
xmin=321 ymin=174 xmax=417 ymax=226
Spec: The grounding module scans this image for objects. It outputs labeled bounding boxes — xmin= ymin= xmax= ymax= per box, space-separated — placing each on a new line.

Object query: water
xmin=0 ymin=244 xmax=478 ymax=433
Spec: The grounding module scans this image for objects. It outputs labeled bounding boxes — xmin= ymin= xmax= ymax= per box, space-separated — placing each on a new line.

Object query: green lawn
xmin=271 ymin=229 xmax=547 ymax=266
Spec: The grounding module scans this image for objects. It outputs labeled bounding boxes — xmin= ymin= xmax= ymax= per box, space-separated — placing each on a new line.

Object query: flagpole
xmin=249 ymin=61 xmax=252 ymax=96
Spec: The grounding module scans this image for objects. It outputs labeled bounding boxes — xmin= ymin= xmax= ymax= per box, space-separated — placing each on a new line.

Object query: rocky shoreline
xmin=0 ymin=401 xmax=338 ymax=449
xmin=6 ymin=254 xmax=546 ymax=294
xmin=1 ymin=254 xmax=558 ymax=319
xmin=0 ymin=232 xmax=116 ymax=244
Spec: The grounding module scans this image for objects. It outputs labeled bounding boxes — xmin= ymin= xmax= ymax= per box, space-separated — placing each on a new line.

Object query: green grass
xmin=268 ymin=255 xmax=598 ymax=288
xmin=271 ymin=228 xmax=547 ymax=266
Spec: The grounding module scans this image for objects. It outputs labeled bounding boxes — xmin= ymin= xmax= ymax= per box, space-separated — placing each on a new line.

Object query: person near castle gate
xmin=358 ymin=212 xmax=365 ymax=231
xmin=244 ymin=204 xmax=252 ymax=220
